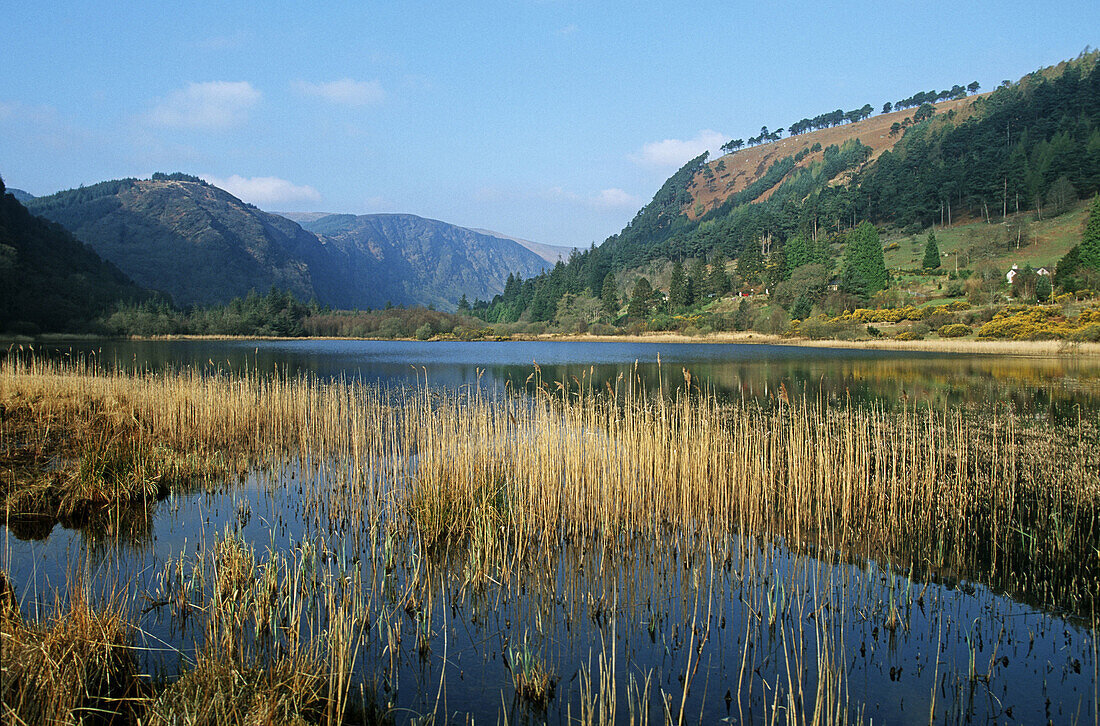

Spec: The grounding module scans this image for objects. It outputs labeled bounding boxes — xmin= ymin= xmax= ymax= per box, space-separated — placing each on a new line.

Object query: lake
xmin=24 ymin=337 xmax=1100 ymax=412
xmin=2 ymin=339 xmax=1098 ymax=724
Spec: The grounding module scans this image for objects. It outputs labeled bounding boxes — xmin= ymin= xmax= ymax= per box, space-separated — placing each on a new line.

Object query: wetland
xmin=2 ymin=339 xmax=1099 ymax=724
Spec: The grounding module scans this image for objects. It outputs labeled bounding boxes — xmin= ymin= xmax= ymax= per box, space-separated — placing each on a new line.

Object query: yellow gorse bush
xmin=976 ymin=305 xmax=1100 ymax=340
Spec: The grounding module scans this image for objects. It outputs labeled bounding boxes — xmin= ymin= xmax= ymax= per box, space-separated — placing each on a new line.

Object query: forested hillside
xmin=26 ymin=174 xmax=326 ymax=307
xmin=475 ymin=51 xmax=1100 ymax=327
xmin=0 ymin=177 xmax=149 ymax=334
xmin=26 ymin=176 xmax=549 ymax=310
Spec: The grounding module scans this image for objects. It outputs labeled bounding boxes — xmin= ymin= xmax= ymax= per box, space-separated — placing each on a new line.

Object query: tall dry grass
xmin=2 ymin=355 xmax=1097 ymax=614
xmin=0 ymin=572 xmax=141 ymax=725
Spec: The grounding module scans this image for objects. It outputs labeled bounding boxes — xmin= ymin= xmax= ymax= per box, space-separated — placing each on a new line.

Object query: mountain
xmin=271 ymin=211 xmax=334 ymax=225
xmin=467 ymin=228 xmax=577 ymax=264
xmin=0 ymin=177 xmax=149 ymax=334
xmin=480 ymin=50 xmax=1100 ymax=323
xmin=7 ymin=188 xmax=35 ymax=204
xmin=26 ymin=174 xmax=325 ymax=307
xmin=298 ymin=214 xmax=551 ymax=309
xmin=26 ymin=176 xmax=549 ymax=309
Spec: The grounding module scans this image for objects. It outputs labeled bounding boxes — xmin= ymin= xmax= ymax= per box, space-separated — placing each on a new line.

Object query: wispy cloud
xmin=477 ymin=185 xmax=639 ymax=211
xmin=0 ymin=100 xmax=94 ymax=151
xmin=147 ymin=81 xmax=261 ymax=130
xmin=629 ymin=129 xmax=726 ymax=169
xmin=555 ymin=23 xmax=579 ymax=36
xmin=203 ymin=174 xmax=321 ymax=207
xmin=590 ymin=187 xmax=639 ymax=209
xmin=291 ymin=78 xmax=385 ymax=107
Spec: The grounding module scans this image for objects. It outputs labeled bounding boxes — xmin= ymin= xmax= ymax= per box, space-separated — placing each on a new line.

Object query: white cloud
xmin=556 ymin=23 xmax=579 ymax=36
xmin=630 ymin=129 xmax=727 ymax=169
xmin=292 ymin=78 xmax=385 ymax=107
xmin=147 ymin=81 xmax=261 ymax=130
xmin=203 ymin=174 xmax=322 ymax=207
xmin=478 ymin=185 xmax=639 ymax=211
xmin=591 ymin=187 xmax=639 ymax=209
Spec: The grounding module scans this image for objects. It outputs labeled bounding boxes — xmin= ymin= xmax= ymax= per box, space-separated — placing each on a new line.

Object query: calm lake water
xmin=4 ymin=339 xmax=1099 ymax=723
xmin=23 ymin=337 xmax=1100 ymax=413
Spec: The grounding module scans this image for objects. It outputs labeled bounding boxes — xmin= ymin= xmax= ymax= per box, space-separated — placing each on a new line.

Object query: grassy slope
xmin=685 ymin=94 xmax=987 ymax=219
xmin=882 ymin=202 xmax=1089 ymax=288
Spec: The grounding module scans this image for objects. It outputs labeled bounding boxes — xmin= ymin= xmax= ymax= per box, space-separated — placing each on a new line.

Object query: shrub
xmin=938 ymin=324 xmax=971 ymax=338
xmin=415 ymin=323 xmax=433 ymax=340
xmin=588 ymin=322 xmax=617 ymax=336
xmin=894 ymin=331 xmax=924 ymax=340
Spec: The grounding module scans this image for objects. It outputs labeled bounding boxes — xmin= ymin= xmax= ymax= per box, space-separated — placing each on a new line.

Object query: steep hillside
xmin=0 ymin=178 xmax=149 ymax=333
xmin=478 ymin=51 xmax=1100 ymax=324
xmin=27 ymin=175 xmax=324 ymax=307
xmin=685 ymin=94 xmax=985 ymax=219
xmin=27 ymin=177 xmax=548 ymax=310
xmin=467 ymin=228 xmax=577 ymax=264
xmin=300 ymin=214 xmax=550 ymax=309
xmin=6 ymin=188 xmax=35 ymax=204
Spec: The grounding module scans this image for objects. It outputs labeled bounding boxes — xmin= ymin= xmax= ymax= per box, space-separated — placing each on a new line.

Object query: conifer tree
xmin=600 ymin=272 xmax=618 ymax=318
xmin=628 ymin=277 xmax=653 ymax=320
xmin=840 ymin=222 xmax=888 ymax=298
xmin=668 ymin=260 xmax=687 ymax=309
xmin=922 ymin=230 xmax=941 ymax=270
xmin=707 ymin=252 xmax=731 ymax=296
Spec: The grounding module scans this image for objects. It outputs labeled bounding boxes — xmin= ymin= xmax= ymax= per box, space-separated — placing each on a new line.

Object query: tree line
xmin=474 ymin=54 xmax=1097 ymax=328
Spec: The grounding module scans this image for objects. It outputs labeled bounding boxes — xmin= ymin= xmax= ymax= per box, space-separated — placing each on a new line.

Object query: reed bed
xmin=2 ymin=354 xmax=1098 ymax=723
xmin=2 ymin=356 xmax=1096 ymax=614
xmin=0 ymin=573 xmax=141 ymax=724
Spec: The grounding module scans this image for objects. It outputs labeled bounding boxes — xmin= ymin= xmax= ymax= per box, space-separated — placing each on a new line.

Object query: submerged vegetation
xmin=1 ymin=356 xmax=1098 ymax=722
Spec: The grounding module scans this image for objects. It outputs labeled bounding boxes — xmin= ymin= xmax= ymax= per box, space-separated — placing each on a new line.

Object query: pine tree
xmin=784 ymin=234 xmax=815 ymax=277
xmin=600 ymin=272 xmax=618 ymax=318
xmin=628 ymin=277 xmax=653 ymax=319
xmin=668 ymin=260 xmax=687 ymax=309
xmin=707 ymin=252 xmax=731 ymax=296
xmin=922 ymin=230 xmax=941 ymax=270
xmin=840 ymin=222 xmax=888 ymax=298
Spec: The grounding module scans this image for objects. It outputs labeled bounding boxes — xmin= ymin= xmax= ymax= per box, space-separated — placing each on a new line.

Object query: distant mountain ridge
xmin=274 ymin=211 xmax=574 ymax=265
xmin=297 ymin=213 xmax=550 ymax=309
xmin=26 ymin=178 xmax=550 ymax=309
xmin=7 ymin=188 xmax=35 ymax=204
xmin=466 ymin=228 xmax=577 ymax=263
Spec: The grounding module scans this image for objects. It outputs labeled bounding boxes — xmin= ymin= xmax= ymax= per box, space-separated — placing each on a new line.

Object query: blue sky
xmin=1 ymin=2 xmax=1096 ymax=247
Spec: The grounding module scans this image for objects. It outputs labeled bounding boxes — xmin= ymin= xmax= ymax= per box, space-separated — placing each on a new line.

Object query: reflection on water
xmin=19 ymin=338 xmax=1100 ymax=415
xmin=3 ymin=340 xmax=1099 ymax=722
xmin=3 ymin=468 xmax=1096 ymax=724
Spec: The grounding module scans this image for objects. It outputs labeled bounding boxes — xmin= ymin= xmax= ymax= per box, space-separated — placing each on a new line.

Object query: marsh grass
xmin=1 ymin=355 xmax=1098 ymax=722
xmin=3 ymin=355 xmax=1097 ymax=611
xmin=0 ymin=572 xmax=142 ymax=725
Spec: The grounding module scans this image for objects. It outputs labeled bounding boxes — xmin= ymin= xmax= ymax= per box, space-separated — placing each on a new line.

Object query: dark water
xmin=19 ymin=338 xmax=1100 ymax=414
xmin=5 ymin=470 xmax=1096 ymax=724
xmin=3 ymin=339 xmax=1099 ymax=722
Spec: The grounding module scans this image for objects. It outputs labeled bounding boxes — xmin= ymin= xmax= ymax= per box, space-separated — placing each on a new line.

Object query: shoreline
xmin=6 ymin=332 xmax=1100 ymax=357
